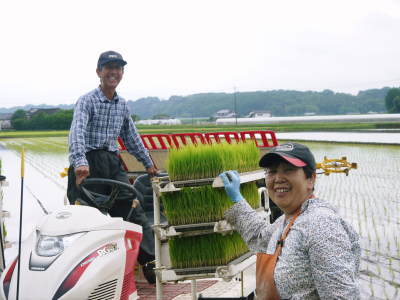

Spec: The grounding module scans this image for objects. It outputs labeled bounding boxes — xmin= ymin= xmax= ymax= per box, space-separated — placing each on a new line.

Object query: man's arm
xmin=307 ymin=212 xmax=360 ymax=299
xmin=120 ymin=109 xmax=155 ymax=172
xmin=69 ymin=98 xmax=90 ymax=183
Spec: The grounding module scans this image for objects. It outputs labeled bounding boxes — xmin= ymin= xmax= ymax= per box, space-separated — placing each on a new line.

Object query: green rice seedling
xmin=161 ymin=183 xmax=259 ymax=225
xmin=166 ymin=141 xmax=260 ymax=181
xmin=168 ymin=232 xmax=249 ymax=269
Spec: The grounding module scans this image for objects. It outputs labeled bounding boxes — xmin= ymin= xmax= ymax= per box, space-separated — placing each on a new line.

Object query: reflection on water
xmin=0 ymin=136 xmax=399 ymax=299
xmin=303 ymin=141 xmax=400 ymax=299
xmin=0 ymin=137 xmax=69 ymax=190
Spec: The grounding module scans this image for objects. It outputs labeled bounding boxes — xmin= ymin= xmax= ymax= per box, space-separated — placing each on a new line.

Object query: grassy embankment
xmin=0 ymin=121 xmax=399 ymax=138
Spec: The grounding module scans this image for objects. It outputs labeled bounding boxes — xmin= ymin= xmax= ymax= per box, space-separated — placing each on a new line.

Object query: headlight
xmin=36 ymin=232 xmax=86 ymax=257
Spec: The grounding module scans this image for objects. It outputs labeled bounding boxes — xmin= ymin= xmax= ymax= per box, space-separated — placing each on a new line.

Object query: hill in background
xmin=0 ymin=87 xmax=390 ymax=119
xmin=127 ymin=88 xmax=389 ymax=119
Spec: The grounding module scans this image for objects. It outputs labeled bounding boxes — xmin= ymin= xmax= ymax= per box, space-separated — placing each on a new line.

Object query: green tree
xmin=11 ymin=109 xmax=27 ymax=120
xmin=11 ymin=109 xmax=28 ymax=130
xmin=385 ymin=88 xmax=400 ymax=113
xmin=393 ymin=96 xmax=400 ymax=113
xmin=10 ymin=109 xmax=73 ymax=130
xmin=131 ymin=114 xmax=140 ymax=121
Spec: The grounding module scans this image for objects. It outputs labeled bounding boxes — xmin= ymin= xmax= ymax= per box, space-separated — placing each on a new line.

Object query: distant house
xmin=246 ymin=110 xmax=271 ymax=118
xmin=0 ymin=113 xmax=12 ymax=130
xmin=27 ymin=108 xmax=61 ymax=118
xmin=136 ymin=119 xmax=182 ymax=125
xmin=214 ymin=109 xmax=237 ymax=118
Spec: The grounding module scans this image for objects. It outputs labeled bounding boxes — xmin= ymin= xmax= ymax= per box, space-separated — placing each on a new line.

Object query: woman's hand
xmin=219 ymin=170 xmax=244 ymax=203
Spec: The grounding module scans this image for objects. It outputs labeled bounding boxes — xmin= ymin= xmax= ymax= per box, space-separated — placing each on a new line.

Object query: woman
xmin=220 ymin=142 xmax=360 ymax=299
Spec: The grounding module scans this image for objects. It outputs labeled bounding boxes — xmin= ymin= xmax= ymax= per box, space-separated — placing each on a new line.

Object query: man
xmin=220 ymin=143 xmax=360 ymax=299
xmin=67 ymin=50 xmax=157 ymax=283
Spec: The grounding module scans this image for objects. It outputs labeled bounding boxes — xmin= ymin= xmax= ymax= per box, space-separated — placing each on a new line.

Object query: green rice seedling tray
xmin=156 ymin=208 xmax=269 ymax=240
xmin=161 ymin=182 xmax=260 ymax=225
xmin=156 ymin=170 xmax=265 ymax=226
xmin=166 ymin=142 xmax=260 ymax=182
xmin=158 ymin=231 xmax=250 ymax=271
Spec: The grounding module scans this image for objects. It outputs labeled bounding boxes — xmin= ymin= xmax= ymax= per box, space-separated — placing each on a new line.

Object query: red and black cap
xmin=259 ymin=142 xmax=316 ymax=170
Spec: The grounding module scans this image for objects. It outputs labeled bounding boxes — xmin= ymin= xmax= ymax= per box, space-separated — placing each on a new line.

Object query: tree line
xmin=11 ymin=109 xmax=74 ymax=130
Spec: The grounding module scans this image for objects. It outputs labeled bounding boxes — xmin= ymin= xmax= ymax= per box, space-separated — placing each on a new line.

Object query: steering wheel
xmin=78 ymin=178 xmax=138 ymax=213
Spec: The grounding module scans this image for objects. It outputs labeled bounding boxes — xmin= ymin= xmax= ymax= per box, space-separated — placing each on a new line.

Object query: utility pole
xmin=233 ymin=86 xmax=238 ymax=126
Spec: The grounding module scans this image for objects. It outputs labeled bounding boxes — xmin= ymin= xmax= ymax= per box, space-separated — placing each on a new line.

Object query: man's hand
xmin=75 ymin=165 xmax=90 ymax=186
xmin=219 ymin=170 xmax=244 ymax=203
xmin=146 ymin=166 xmax=159 ymax=177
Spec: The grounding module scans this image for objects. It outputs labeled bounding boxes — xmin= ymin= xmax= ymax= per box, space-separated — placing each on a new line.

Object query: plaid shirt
xmin=68 ymin=87 xmax=153 ymax=169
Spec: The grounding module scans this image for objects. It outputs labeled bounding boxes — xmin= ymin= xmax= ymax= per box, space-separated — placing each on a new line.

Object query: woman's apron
xmin=255 ymin=209 xmax=301 ymax=300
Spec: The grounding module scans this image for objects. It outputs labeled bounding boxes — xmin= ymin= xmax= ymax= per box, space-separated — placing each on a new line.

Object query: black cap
xmin=97 ymin=51 xmax=127 ymax=69
xmin=259 ymin=142 xmax=316 ymax=170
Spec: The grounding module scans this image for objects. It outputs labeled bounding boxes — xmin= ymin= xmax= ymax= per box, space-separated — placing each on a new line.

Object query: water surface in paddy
xmin=0 ymin=135 xmax=399 ymax=299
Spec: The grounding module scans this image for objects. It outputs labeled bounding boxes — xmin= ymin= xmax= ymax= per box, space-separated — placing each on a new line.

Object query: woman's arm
xmin=307 ymin=211 xmax=361 ymax=299
xmin=225 ymin=201 xmax=279 ymax=253
xmin=221 ymin=170 xmax=279 ymax=253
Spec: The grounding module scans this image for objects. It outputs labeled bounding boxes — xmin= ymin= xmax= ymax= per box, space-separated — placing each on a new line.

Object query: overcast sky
xmin=1 ymin=0 xmax=400 ymax=108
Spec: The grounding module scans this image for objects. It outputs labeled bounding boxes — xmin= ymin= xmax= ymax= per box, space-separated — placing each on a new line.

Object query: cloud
xmin=1 ymin=0 xmax=399 ymax=107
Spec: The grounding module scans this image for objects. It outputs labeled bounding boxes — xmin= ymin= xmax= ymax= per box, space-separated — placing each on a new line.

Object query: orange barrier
xmin=170 ymin=133 xmax=206 ymax=148
xmin=204 ymin=131 xmax=241 ymax=144
xmin=118 ymin=130 xmax=278 ymax=151
xmin=240 ymin=130 xmax=278 ymax=148
xmin=141 ymin=134 xmax=173 ymax=150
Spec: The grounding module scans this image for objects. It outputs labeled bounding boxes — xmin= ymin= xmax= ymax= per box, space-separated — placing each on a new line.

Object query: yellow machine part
xmin=60 ymin=167 xmax=69 ymax=178
xmin=316 ymin=156 xmax=357 ymax=176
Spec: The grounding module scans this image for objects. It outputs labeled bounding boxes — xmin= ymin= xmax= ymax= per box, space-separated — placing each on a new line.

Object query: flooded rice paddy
xmin=0 ymin=136 xmax=399 ymax=299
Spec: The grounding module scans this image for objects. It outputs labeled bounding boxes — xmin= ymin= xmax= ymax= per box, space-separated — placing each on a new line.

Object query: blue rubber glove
xmin=219 ymin=170 xmax=244 ymax=203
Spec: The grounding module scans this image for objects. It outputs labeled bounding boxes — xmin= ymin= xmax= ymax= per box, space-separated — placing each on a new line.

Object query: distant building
xmin=216 ymin=113 xmax=400 ymax=125
xmin=214 ymin=109 xmax=237 ymax=118
xmin=246 ymin=110 xmax=271 ymax=118
xmin=304 ymin=112 xmax=316 ymax=116
xmin=136 ymin=119 xmax=182 ymax=125
xmin=0 ymin=113 xmax=12 ymax=130
xmin=27 ymin=108 xmax=61 ymax=118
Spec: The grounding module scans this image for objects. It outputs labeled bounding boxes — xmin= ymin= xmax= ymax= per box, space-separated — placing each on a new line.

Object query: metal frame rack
xmin=151 ymin=170 xmax=269 ymax=300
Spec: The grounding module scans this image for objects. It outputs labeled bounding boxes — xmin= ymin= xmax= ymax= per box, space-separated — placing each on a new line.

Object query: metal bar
xmin=0 ymin=176 xmax=7 ymax=272
xmin=241 ymin=271 xmax=244 ymax=298
xmin=212 ymin=170 xmax=265 ymax=188
xmin=152 ymin=179 xmax=163 ymax=300
xmin=158 ymin=170 xmax=265 ymax=192
xmin=191 ymin=280 xmax=197 ymax=300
